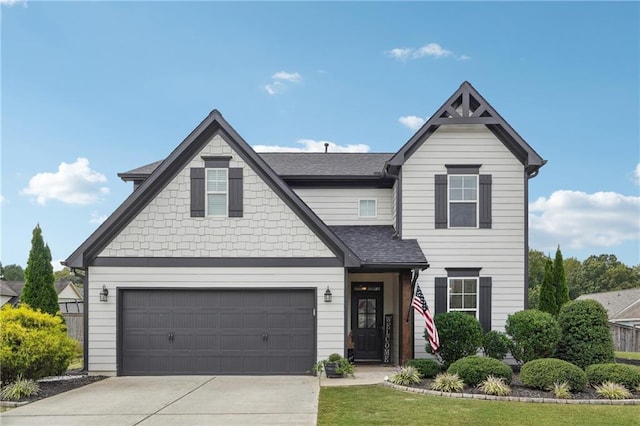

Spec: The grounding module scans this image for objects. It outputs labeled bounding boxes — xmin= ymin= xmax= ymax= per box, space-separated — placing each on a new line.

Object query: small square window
xmin=359 ymin=199 xmax=377 ymax=218
xmin=449 ymin=278 xmax=478 ymax=318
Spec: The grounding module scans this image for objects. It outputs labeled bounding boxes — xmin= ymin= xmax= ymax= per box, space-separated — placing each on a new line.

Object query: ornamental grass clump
xmin=0 ymin=375 xmax=40 ymax=401
xmin=430 ymin=373 xmax=464 ymax=393
xmin=549 ymin=381 xmax=571 ymax=399
xmin=478 ymin=375 xmax=511 ymax=396
xmin=593 ymin=381 xmax=632 ymax=400
xmin=389 ymin=366 xmax=422 ymax=386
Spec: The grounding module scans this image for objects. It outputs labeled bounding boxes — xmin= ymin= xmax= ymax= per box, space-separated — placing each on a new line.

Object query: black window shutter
xmin=190 ymin=168 xmax=205 ymax=217
xmin=228 ymin=167 xmax=243 ymax=217
xmin=479 ymin=174 xmax=492 ymax=229
xmin=434 ymin=277 xmax=447 ymax=314
xmin=479 ymin=277 xmax=492 ymax=332
xmin=434 ymin=175 xmax=448 ymax=229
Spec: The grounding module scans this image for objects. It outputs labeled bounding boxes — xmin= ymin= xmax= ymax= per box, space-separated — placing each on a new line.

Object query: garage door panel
xmin=121 ymin=289 xmax=315 ymax=375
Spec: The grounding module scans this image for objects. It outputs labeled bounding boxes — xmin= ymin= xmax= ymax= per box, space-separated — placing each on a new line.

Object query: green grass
xmin=68 ymin=355 xmax=83 ymax=370
xmin=318 ymin=385 xmax=640 ymax=426
xmin=616 ymin=352 xmax=640 ymax=361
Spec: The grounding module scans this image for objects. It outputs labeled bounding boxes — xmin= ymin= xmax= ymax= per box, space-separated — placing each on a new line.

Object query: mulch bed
xmin=410 ymin=373 xmax=640 ymax=400
xmin=1 ymin=369 xmax=107 ymax=404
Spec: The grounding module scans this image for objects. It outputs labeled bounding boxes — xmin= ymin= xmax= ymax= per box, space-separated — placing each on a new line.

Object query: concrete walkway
xmin=1 ymin=376 xmax=319 ymax=426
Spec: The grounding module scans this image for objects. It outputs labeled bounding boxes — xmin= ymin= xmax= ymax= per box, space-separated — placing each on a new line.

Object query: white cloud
xmin=0 ymin=0 xmax=26 ymax=5
xmin=0 ymin=194 xmax=5 ymax=204
xmin=529 ymin=190 xmax=640 ymax=252
xmin=633 ymin=163 xmax=640 ymax=185
xmin=50 ymin=260 xmax=65 ymax=272
xmin=387 ymin=42 xmax=468 ymax=61
xmin=90 ymin=211 xmax=108 ymax=225
xmin=398 ymin=115 xmax=426 ymax=131
xmin=253 ymin=139 xmax=370 ymax=153
xmin=264 ymin=71 xmax=302 ymax=95
xmin=22 ymin=158 xmax=109 ymax=205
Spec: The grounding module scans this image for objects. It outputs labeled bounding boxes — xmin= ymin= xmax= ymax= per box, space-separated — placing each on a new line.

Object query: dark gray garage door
xmin=119 ymin=289 xmax=315 ymax=375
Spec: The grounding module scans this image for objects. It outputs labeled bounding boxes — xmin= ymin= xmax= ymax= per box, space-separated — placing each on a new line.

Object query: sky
xmin=1 ymin=1 xmax=639 ymax=270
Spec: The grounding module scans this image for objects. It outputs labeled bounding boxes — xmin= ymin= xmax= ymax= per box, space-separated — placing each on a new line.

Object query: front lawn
xmin=318 ymin=385 xmax=640 ymax=426
xmin=616 ymin=351 xmax=640 ymax=361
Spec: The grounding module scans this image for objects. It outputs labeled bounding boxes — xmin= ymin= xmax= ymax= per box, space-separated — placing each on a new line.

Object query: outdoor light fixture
xmin=99 ymin=285 xmax=109 ymax=302
xmin=324 ymin=286 xmax=332 ymax=303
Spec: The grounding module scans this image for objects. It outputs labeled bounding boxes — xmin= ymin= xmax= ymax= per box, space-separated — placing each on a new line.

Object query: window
xmin=359 ymin=199 xmax=377 ymax=218
xmin=448 ymin=277 xmax=478 ymax=317
xmin=206 ymin=168 xmax=228 ymax=216
xmin=448 ymin=175 xmax=477 ymax=227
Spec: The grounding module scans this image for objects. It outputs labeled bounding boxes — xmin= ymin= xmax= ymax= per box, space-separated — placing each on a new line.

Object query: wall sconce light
xmin=324 ymin=286 xmax=332 ymax=303
xmin=99 ymin=285 xmax=109 ymax=302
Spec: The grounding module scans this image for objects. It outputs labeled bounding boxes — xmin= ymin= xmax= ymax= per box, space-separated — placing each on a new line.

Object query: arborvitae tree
xmin=21 ymin=225 xmax=58 ymax=315
xmin=538 ymin=258 xmax=557 ymax=316
xmin=553 ymin=246 xmax=570 ymax=309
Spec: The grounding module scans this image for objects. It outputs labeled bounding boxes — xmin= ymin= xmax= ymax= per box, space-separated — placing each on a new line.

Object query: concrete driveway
xmin=1 ymin=376 xmax=319 ymax=425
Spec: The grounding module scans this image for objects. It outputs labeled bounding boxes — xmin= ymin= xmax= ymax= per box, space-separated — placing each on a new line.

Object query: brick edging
xmin=382 ymin=381 xmax=640 ymax=405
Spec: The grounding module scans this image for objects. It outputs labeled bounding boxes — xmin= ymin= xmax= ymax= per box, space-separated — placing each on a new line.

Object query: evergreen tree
xmin=553 ymin=246 xmax=570 ymax=309
xmin=538 ymin=258 xmax=557 ymax=315
xmin=21 ymin=225 xmax=58 ymax=315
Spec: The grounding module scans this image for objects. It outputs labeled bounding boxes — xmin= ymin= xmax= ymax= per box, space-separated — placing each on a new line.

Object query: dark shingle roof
xmin=259 ymin=153 xmax=392 ymax=176
xmin=330 ymin=225 xmax=428 ymax=267
xmin=118 ymin=153 xmax=392 ymax=180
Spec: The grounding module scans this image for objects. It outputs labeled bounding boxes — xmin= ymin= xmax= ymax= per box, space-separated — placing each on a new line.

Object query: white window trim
xmin=206 ymin=168 xmax=228 ymax=217
xmin=358 ymin=198 xmax=377 ymax=218
xmin=447 ymin=174 xmax=479 ymax=228
xmin=447 ymin=277 xmax=479 ymax=319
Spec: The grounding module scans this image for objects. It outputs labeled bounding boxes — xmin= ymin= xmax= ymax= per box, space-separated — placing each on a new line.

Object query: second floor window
xmin=449 ymin=175 xmax=477 ymax=227
xmin=448 ymin=277 xmax=478 ymax=318
xmin=359 ymin=199 xmax=377 ymax=218
xmin=207 ymin=168 xmax=228 ymax=216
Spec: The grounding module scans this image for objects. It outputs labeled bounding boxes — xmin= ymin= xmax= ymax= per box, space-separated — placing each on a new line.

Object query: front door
xmin=351 ymin=283 xmax=383 ymax=361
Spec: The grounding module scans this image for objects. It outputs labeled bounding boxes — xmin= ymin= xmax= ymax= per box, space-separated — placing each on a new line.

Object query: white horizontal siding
xmin=402 ymin=125 xmax=527 ymax=357
xmin=294 ymin=188 xmax=393 ymax=225
xmin=88 ymin=266 xmax=345 ymax=373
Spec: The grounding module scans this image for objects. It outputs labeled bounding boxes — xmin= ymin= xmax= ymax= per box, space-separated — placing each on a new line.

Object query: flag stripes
xmin=412 ymin=284 xmax=439 ymax=352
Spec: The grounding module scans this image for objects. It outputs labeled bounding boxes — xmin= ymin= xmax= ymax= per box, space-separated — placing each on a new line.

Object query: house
xmin=65 ymin=81 xmax=545 ymax=376
xmin=0 ymin=279 xmax=83 ymax=313
xmin=577 ymin=288 xmax=640 ymax=323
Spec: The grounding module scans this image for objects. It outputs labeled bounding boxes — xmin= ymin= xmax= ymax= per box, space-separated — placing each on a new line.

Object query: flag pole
xmin=406 ymin=268 xmax=420 ymax=323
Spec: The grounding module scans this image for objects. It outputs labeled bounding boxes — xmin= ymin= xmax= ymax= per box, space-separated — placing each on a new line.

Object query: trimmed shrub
xmin=520 ymin=358 xmax=587 ymax=392
xmin=430 ymin=312 xmax=483 ymax=368
xmin=586 ymin=363 xmax=640 ymax=389
xmin=406 ymin=359 xmax=441 ymax=378
xmin=505 ymin=309 xmax=560 ymax=364
xmin=483 ymin=331 xmax=512 ymax=360
xmin=447 ymin=355 xmax=512 ymax=386
xmin=555 ymin=300 xmax=615 ymax=369
xmin=0 ymin=305 xmax=76 ymax=383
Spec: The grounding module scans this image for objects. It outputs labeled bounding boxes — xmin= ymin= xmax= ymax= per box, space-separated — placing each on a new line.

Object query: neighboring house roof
xmin=577 ymin=288 xmax=640 ymax=320
xmin=65 ymin=110 xmax=361 ymax=268
xmin=330 ymin=225 xmax=428 ymax=269
xmin=55 ymin=280 xmax=84 ymax=301
xmin=387 ymin=81 xmax=546 ymax=176
xmin=1 ymin=280 xmax=83 ymax=307
xmin=118 ymin=160 xmax=164 ymax=181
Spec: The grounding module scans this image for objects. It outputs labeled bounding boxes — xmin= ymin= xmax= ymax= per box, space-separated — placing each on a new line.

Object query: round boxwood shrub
xmin=430 ymin=312 xmax=483 ymax=368
xmin=520 ymin=358 xmax=587 ymax=392
xmin=586 ymin=363 xmax=640 ymax=389
xmin=447 ymin=355 xmax=513 ymax=386
xmin=483 ymin=331 xmax=512 ymax=360
xmin=406 ymin=358 xmax=441 ymax=378
xmin=0 ymin=305 xmax=77 ymax=383
xmin=505 ymin=309 xmax=560 ymax=364
xmin=555 ymin=300 xmax=615 ymax=369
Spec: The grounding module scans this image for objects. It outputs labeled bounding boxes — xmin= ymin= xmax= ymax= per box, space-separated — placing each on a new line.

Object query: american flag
xmin=412 ymin=284 xmax=439 ymax=352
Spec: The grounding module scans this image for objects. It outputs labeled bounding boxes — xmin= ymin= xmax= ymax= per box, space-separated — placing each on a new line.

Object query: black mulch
xmin=2 ymin=369 xmax=107 ymax=404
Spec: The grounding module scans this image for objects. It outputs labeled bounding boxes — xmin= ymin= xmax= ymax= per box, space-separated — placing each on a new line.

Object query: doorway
xmin=351 ymin=283 xmax=383 ymax=361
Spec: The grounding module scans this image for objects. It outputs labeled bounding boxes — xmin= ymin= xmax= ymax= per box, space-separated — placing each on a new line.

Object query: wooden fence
xmin=610 ymin=322 xmax=640 ymax=352
xmin=63 ymin=313 xmax=84 ymax=346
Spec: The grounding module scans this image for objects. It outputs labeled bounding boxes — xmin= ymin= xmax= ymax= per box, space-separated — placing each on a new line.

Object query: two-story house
xmin=65 ymin=82 xmax=545 ymax=376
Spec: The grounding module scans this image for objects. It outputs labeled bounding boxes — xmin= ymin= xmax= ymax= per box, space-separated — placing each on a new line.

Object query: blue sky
xmin=1 ymin=1 xmax=639 ymax=270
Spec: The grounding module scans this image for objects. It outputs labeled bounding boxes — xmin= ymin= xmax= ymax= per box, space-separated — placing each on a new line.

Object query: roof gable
xmin=388 ymin=81 xmax=545 ymax=175
xmin=65 ymin=111 xmax=360 ymax=268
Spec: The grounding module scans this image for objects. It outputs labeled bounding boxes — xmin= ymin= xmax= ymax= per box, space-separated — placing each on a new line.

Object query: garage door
xmin=119 ymin=289 xmax=315 ymax=375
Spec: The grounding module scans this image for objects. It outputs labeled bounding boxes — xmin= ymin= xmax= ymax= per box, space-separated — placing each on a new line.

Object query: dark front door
xmin=351 ymin=283 xmax=383 ymax=361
